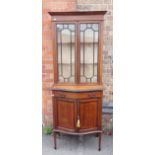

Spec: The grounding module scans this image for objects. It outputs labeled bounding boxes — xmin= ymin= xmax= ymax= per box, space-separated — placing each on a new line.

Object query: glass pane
xmin=80 ymin=24 xmax=99 ymax=83
xmin=57 ymin=24 xmax=75 ymax=83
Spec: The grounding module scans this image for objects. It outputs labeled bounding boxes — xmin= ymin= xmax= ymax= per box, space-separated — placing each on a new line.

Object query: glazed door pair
xmin=55 ymin=98 xmax=99 ymax=132
xmin=55 ymin=22 xmax=101 ymax=84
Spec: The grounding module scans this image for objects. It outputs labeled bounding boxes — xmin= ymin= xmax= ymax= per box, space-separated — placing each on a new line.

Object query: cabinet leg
xmin=54 ymin=132 xmax=57 ymax=150
xmin=98 ymin=133 xmax=101 ymax=151
xmin=95 ymin=133 xmax=99 ymax=137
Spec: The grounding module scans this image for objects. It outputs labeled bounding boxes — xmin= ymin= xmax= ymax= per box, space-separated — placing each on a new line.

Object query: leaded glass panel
xmin=56 ymin=24 xmax=75 ymax=83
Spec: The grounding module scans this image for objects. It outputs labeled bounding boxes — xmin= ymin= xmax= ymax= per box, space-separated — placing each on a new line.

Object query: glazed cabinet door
xmin=56 ymin=23 xmax=76 ymax=83
xmin=54 ymin=98 xmax=77 ymax=132
xmin=78 ymin=99 xmax=101 ymax=132
xmin=80 ymin=23 xmax=99 ymax=83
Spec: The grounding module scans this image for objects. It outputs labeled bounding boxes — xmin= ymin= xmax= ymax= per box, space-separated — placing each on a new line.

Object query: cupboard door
xmin=78 ymin=99 xmax=99 ymax=131
xmin=56 ymin=98 xmax=76 ymax=131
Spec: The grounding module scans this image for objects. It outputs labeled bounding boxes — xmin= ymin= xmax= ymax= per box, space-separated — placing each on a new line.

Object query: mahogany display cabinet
xmin=48 ymin=11 xmax=107 ymax=151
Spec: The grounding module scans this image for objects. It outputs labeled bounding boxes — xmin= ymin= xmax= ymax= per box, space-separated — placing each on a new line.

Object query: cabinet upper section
xmin=48 ymin=11 xmax=107 ymax=85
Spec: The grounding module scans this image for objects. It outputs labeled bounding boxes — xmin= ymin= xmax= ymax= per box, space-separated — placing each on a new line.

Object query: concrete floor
xmin=42 ymin=133 xmax=113 ymax=155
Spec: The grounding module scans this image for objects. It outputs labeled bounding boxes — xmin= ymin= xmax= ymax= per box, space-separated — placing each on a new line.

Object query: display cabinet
xmin=48 ymin=11 xmax=106 ymax=151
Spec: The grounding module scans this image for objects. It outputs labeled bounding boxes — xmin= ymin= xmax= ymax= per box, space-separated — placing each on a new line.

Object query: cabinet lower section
xmin=52 ymin=90 xmax=103 ymax=151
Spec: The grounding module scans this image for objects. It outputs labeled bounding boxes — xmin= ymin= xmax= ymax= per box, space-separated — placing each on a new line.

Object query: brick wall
xmin=42 ymin=0 xmax=77 ymax=126
xmin=42 ymin=0 xmax=113 ymax=131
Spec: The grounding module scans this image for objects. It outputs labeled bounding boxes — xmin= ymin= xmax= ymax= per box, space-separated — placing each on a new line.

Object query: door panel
xmin=79 ymin=99 xmax=98 ymax=131
xmin=56 ymin=99 xmax=76 ymax=131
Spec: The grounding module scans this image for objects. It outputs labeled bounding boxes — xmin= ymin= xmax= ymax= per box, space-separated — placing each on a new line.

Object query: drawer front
xmin=53 ymin=91 xmax=102 ymax=99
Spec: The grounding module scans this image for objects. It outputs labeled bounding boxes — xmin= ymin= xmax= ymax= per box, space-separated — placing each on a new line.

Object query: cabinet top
xmin=48 ymin=11 xmax=107 ymax=16
xmin=49 ymin=85 xmax=103 ymax=92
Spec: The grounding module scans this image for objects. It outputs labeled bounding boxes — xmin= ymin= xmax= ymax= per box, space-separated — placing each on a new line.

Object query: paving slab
xmin=42 ymin=133 xmax=113 ymax=155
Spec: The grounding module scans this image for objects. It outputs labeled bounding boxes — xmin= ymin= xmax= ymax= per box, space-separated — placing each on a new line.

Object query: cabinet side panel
xmin=98 ymin=97 xmax=102 ymax=129
xmin=52 ymin=97 xmax=57 ymax=128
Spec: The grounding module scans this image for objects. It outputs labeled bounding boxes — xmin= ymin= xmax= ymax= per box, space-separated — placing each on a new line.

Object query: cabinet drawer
xmin=53 ymin=91 xmax=102 ymax=99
